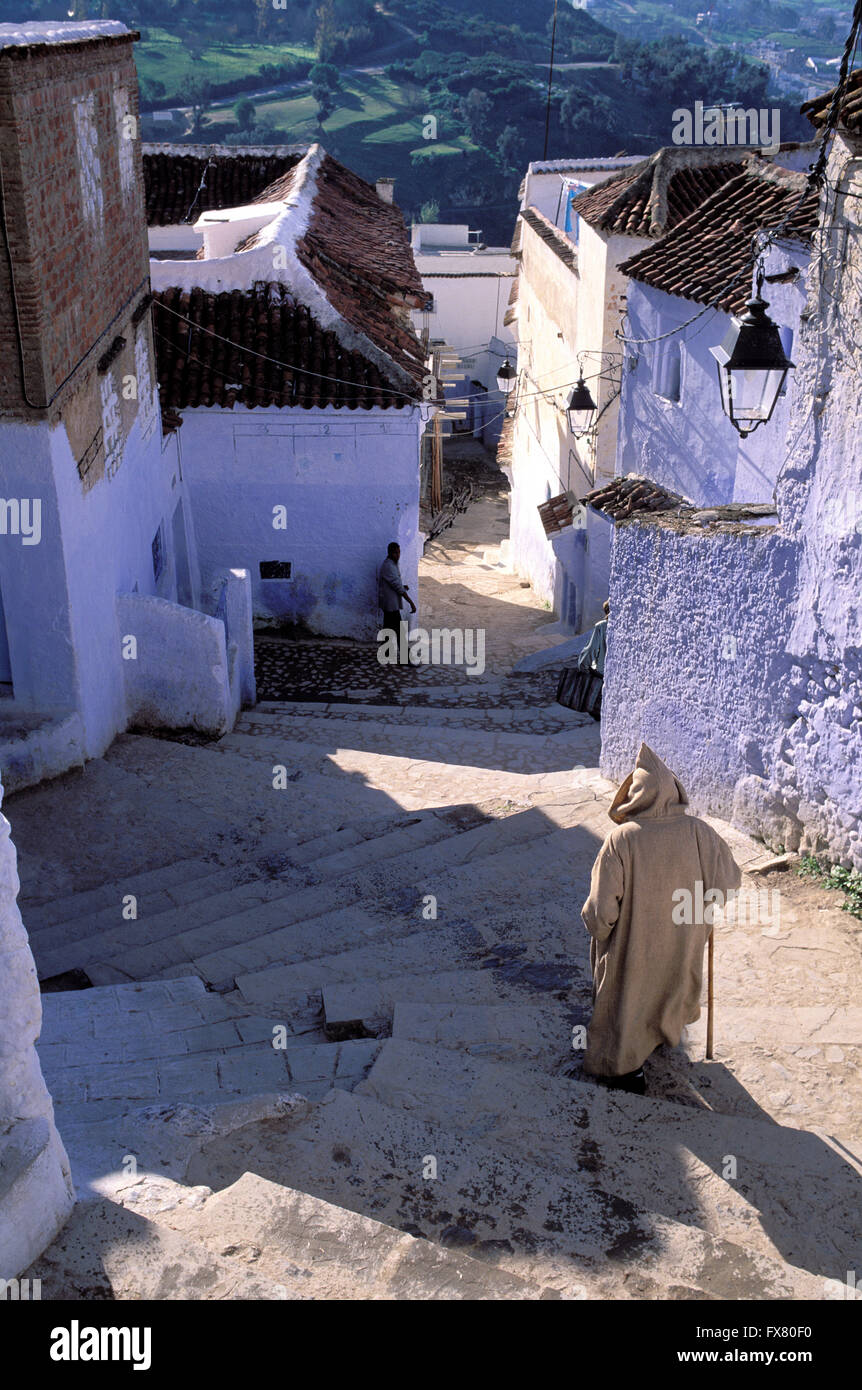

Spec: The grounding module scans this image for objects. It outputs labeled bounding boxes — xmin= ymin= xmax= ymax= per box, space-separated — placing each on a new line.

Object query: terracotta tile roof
xmin=142 ymin=147 xmax=306 ymax=226
xmin=584 ymin=475 xmax=690 ymax=520
xmin=150 ymin=147 xmax=430 ymax=411
xmin=238 ymin=151 xmax=430 ymax=385
xmin=538 ymin=492 xmax=576 ymax=536
xmin=619 ymin=159 xmax=820 ymax=312
xmin=152 ymin=282 xmax=414 ymax=411
xmin=569 ymin=148 xmax=746 ymax=238
xmin=518 ymin=207 xmax=578 ymax=271
xmin=503 ymin=276 xmax=519 ymax=327
xmin=801 ymin=69 xmax=862 ymax=136
xmin=496 ymin=411 xmax=514 ymax=467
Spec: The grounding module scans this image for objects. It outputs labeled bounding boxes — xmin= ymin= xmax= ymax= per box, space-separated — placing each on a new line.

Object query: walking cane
xmin=706 ymin=929 xmax=715 ymax=1060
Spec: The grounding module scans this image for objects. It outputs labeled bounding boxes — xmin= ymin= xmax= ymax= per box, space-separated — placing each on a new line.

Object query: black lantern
xmin=496 ymin=357 xmax=517 ymax=395
xmin=566 ymin=375 xmax=597 ymax=435
xmin=710 ymin=284 xmax=794 ymax=438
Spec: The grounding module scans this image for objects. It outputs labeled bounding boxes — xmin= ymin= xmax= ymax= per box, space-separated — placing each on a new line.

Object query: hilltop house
xmin=599 ymin=76 xmax=862 ymax=871
xmin=148 ymin=144 xmax=432 ymax=639
xmin=616 ymin=156 xmax=819 ymax=505
xmin=502 ymin=146 xmax=752 ymax=633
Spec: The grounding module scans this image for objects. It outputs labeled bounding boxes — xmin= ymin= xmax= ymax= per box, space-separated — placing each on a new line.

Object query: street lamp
xmin=566 ymin=375 xmax=597 ymax=436
xmin=496 ymin=358 xmax=517 ymax=395
xmin=710 ymin=278 xmax=794 ymax=438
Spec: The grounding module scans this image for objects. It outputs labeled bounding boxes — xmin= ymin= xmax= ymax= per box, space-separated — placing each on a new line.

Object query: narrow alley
xmin=5 ymin=460 xmax=861 ymax=1300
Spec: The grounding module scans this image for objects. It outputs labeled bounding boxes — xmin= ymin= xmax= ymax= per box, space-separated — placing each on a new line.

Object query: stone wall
xmin=602 ymin=129 xmax=862 ymax=870
xmin=0 ymin=778 xmax=74 ymax=1277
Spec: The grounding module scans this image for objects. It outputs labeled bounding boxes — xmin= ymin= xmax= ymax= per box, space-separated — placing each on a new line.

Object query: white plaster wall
xmin=48 ymin=403 xmax=187 ymax=758
xmin=507 ymin=216 xmax=646 ymax=630
xmin=148 ymin=224 xmax=204 ymax=255
xmin=117 ymin=592 xmax=234 ymax=734
xmin=177 ymin=405 xmax=424 ymax=640
xmin=618 ymin=245 xmax=809 ymax=506
xmin=411 ymin=272 xmax=516 ymax=390
xmin=520 ymin=163 xmax=642 ymax=228
xmin=0 ymin=777 xmax=74 ymax=1277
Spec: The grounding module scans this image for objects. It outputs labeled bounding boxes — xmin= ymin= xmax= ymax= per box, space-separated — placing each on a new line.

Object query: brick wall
xmin=0 ymin=33 xmax=148 ymax=418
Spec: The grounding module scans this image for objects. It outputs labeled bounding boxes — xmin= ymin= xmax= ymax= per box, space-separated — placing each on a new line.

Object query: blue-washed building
xmin=599 ymin=82 xmax=862 ymax=869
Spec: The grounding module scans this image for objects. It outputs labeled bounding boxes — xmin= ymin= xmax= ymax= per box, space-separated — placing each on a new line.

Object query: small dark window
xmin=152 ymin=524 xmax=164 ymax=581
xmin=260 ymin=561 xmax=292 ymax=579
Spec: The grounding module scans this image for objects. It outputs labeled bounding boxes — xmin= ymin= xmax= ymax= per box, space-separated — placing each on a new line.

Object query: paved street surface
xmin=9 ymin=472 xmax=862 ymax=1300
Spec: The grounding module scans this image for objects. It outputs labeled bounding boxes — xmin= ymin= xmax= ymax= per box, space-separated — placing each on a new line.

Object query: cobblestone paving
xmin=254 ymin=636 xmax=562 ymax=708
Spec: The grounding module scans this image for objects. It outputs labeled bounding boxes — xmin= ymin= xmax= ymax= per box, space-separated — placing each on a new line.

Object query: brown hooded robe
xmin=581 ymin=743 xmax=741 ymax=1077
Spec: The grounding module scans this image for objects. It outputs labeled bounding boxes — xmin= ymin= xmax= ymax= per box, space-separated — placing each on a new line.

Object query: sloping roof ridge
xmin=519 ymin=206 xmax=578 ymax=271
xmin=648 ymin=144 xmax=748 ymax=233
xmin=151 ymin=145 xmax=419 ymax=394
xmin=142 ymin=142 xmax=309 ymax=158
xmin=587 ymin=155 xmax=654 ymax=230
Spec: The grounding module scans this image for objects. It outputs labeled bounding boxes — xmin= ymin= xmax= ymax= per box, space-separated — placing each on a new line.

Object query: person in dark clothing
xmin=378 ymin=541 xmax=416 ymax=635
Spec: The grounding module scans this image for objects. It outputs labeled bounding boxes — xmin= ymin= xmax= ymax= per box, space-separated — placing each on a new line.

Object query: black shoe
xmin=600 ymin=1068 xmax=646 ymax=1096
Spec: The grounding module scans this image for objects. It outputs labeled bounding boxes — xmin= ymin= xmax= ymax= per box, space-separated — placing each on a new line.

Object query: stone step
xmin=29 ymin=810 xmax=458 ymax=965
xmin=391 ymin=1001 xmax=568 ymax=1067
xmin=322 ymin=968 xmax=529 ymax=1037
xmin=245 ymin=701 xmax=590 ymax=732
xmin=213 ymin=719 xmax=600 ymax=779
xmin=22 ymin=855 xmax=217 ymax=933
xmin=234 ymin=924 xmax=491 ymax=1012
xmin=184 ymin=1086 xmax=835 ymax=1301
xmin=30 ymin=805 xmax=499 ymax=981
xmin=37 ymin=976 xmax=380 ymax=1121
xmin=153 ymin=1170 xmax=544 ymax=1300
xmin=356 ymin=1040 xmax=862 ymax=1280
xmin=44 ymin=1038 xmax=381 ymax=1122
xmin=63 ymin=809 xmax=597 ymax=988
xmin=23 ymin=1195 xmax=300 ymax=1299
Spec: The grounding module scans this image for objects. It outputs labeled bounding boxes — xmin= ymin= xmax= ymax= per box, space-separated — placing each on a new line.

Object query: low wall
xmin=116 ymin=592 xmax=235 ymax=735
xmin=0 ymin=779 xmax=74 ymax=1277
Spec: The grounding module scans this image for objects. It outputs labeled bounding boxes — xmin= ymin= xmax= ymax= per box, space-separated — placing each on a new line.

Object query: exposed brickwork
xmin=0 ymin=32 xmax=149 ymax=418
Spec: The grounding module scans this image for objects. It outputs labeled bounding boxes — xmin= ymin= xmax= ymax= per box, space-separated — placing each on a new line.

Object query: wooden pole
xmin=706 ymin=930 xmax=715 ymax=1060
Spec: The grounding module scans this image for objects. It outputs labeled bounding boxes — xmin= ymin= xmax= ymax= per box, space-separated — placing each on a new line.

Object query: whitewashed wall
xmin=0 ymin=778 xmax=74 ymax=1277
xmin=0 ymin=392 xmax=190 ymax=761
xmin=618 ymin=240 xmax=810 ymax=505
xmin=176 ymin=405 xmax=425 ymax=640
xmin=507 ymin=215 xmax=648 ymax=632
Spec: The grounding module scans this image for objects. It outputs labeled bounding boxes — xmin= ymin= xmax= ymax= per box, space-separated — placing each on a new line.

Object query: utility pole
xmin=543 ymin=0 xmax=558 ymax=161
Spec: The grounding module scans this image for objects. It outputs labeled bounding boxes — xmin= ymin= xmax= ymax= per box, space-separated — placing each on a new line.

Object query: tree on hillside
xmin=458 ymin=88 xmax=493 ymax=147
xmin=234 ymin=97 xmax=257 ymax=131
xmin=310 ymin=61 xmax=341 ymax=126
xmin=179 ymin=75 xmax=213 ymax=135
xmin=495 ymin=123 xmax=526 ymax=174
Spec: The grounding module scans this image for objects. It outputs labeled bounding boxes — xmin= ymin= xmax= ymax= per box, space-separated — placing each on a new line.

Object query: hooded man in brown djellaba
xmin=581 ymin=743 xmax=741 ymax=1095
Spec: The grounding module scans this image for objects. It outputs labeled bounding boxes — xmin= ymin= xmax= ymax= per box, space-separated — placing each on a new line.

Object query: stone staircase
xmin=22 ymin=698 xmax=862 ymax=1300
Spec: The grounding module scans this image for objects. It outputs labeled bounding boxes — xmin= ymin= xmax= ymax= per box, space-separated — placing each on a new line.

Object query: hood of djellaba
xmin=608 ymin=742 xmax=689 ymax=824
